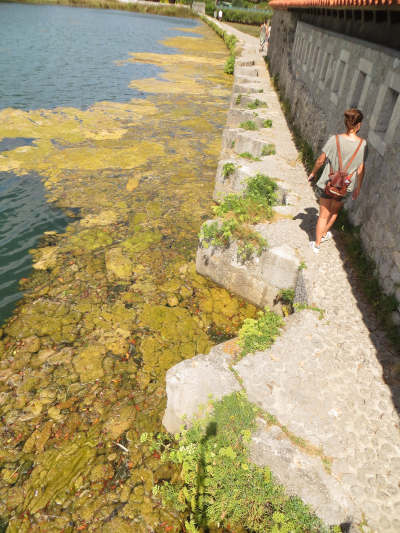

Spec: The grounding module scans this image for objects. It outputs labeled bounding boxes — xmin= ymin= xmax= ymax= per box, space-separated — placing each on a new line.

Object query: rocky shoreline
xmin=0 ymin=22 xmax=259 ymax=532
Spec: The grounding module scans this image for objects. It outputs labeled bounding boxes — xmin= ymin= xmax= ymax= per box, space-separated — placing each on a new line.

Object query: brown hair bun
xmin=344 ymin=108 xmax=363 ymax=131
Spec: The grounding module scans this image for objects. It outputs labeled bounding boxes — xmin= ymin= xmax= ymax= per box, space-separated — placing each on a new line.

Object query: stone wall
xmin=268 ymin=11 xmax=400 ymax=320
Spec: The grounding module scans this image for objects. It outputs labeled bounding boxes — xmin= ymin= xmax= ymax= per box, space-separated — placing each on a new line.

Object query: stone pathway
xmin=164 ymin=18 xmax=400 ymax=532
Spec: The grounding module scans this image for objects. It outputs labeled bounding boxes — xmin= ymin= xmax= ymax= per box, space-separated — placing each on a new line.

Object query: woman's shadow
xmin=293 ymin=207 xmax=319 ymax=241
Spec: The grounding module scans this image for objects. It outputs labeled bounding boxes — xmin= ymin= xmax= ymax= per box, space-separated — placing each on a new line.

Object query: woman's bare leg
xmin=324 ymin=198 xmax=343 ymax=234
xmin=315 ymin=198 xmax=331 ymax=246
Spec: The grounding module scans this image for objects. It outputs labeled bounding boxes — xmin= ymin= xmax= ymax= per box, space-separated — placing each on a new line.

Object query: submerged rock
xmin=73 ymin=344 xmax=105 ymax=382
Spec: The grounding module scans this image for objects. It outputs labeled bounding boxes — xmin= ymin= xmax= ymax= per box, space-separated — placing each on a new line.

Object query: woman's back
xmin=316 ymin=134 xmax=367 ymax=193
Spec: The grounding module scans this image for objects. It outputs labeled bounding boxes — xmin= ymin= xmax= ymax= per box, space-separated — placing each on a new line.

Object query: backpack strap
xmin=343 ymin=138 xmax=363 ymax=173
xmin=335 ymin=135 xmax=343 ymax=171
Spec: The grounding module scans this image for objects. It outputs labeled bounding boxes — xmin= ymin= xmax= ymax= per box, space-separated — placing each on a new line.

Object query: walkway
xmin=165 ymin=17 xmax=400 ymax=532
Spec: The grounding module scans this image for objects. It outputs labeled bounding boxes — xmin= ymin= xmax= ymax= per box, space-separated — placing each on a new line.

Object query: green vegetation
xmin=248 ymin=99 xmax=268 ymax=109
xmin=239 ymin=151 xmax=260 ymax=161
xmin=240 ymin=120 xmax=257 ymax=130
xmin=262 ymin=119 xmax=273 ymax=128
xmin=200 ymin=174 xmax=278 ymax=261
xmin=276 ymin=288 xmax=295 ymax=316
xmin=221 ymin=7 xmax=272 ymax=25
xmin=261 ymin=143 xmax=276 ymax=156
xmin=199 ymin=218 xmax=267 ymax=262
xmin=2 ymin=0 xmax=194 ymax=17
xmin=201 ymin=15 xmax=237 ymax=75
xmin=235 ymin=94 xmax=242 ymax=105
xmin=213 ymin=173 xmax=278 ymax=222
xmin=294 ymin=303 xmax=325 ymax=320
xmin=222 ymin=162 xmax=236 ymax=179
xmin=238 ymin=307 xmax=283 ymax=357
xmin=141 ymin=392 xmax=334 ymax=533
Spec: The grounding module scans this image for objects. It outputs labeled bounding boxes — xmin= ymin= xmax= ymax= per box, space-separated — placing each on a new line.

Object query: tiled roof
xmin=269 ymin=0 xmax=400 ymax=8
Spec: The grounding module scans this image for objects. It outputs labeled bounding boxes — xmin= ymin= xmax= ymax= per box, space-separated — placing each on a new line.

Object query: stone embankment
xmin=163 ymin=19 xmax=400 ymax=532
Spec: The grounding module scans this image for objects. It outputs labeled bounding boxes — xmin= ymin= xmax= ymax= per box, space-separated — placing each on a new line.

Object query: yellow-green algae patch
xmin=0 ymin=21 xmax=258 ymax=531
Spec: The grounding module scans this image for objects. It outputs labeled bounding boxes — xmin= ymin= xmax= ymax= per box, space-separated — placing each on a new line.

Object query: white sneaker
xmin=310 ymin=241 xmax=320 ymax=254
xmin=321 ymin=231 xmax=332 ymax=243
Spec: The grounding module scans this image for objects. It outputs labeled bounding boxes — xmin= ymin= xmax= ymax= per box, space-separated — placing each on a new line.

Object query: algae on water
xmin=0 ymin=20 xmax=258 ymax=532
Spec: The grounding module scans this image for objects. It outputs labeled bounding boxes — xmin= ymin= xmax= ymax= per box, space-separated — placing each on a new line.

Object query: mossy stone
xmin=73 ymin=344 xmax=105 ymax=382
xmin=105 ymin=247 xmax=133 ymax=279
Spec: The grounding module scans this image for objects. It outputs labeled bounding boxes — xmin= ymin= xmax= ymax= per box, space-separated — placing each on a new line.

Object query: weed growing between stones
xmin=239 ymin=151 xmax=260 ymax=161
xmin=239 ymin=120 xmax=257 ymax=131
xmin=261 ymin=143 xmax=276 ymax=156
xmin=238 ymin=307 xmax=283 ymax=357
xmin=199 ymin=219 xmax=267 ymax=262
xmin=141 ymin=392 xmax=335 ymax=533
xmin=200 ymin=174 xmax=277 ymax=261
xmin=214 ymin=173 xmax=278 ymax=222
xmin=247 ymin=99 xmax=268 ymax=110
xmin=222 ymin=162 xmax=236 ymax=179
xmin=293 ymin=303 xmax=325 ymax=320
xmin=235 ymin=94 xmax=242 ymax=105
xmin=276 ymin=288 xmax=295 ymax=316
xmin=262 ymin=119 xmax=273 ymax=128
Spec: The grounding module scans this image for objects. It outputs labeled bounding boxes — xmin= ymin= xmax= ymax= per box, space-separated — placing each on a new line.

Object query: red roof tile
xmin=269 ymin=0 xmax=400 ymax=8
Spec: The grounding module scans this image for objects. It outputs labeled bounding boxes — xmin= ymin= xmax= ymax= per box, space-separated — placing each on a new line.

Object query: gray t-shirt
xmin=316 ymin=135 xmax=367 ymax=193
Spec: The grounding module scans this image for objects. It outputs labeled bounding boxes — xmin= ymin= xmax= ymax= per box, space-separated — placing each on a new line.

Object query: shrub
xmin=239 ymin=151 xmax=260 ymax=161
xmin=221 ymin=7 xmax=272 ymax=25
xmin=247 ymin=99 xmax=267 ymax=109
xmin=262 ymin=119 xmax=272 ymax=128
xmin=141 ymin=392 xmax=332 ymax=532
xmin=240 ymin=120 xmax=257 ymax=130
xmin=238 ymin=307 xmax=283 ymax=357
xmin=214 ymin=173 xmax=277 ymax=223
xmin=224 ymin=54 xmax=235 ymax=74
xmin=261 ymin=143 xmax=276 ymax=156
xmin=222 ymin=162 xmax=236 ymax=178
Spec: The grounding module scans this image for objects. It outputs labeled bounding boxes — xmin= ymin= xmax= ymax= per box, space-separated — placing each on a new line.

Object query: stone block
xmin=250 ymin=423 xmax=357 ymax=525
xmin=162 ymin=346 xmax=241 ymax=433
xmin=260 ymin=244 xmax=299 ymax=289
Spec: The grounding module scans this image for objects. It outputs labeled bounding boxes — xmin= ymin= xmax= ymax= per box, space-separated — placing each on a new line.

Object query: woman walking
xmin=308 ymin=108 xmax=367 ymax=254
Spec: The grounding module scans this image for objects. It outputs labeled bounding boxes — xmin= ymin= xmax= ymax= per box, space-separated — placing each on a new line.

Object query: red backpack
xmin=325 ymin=135 xmax=363 ymax=199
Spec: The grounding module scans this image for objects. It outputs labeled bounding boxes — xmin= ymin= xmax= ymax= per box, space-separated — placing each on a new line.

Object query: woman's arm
xmin=308 ymin=152 xmax=326 ymax=182
xmin=352 ymin=162 xmax=365 ymax=200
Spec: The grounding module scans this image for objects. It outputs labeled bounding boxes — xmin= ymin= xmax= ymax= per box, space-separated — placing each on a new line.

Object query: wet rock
xmin=73 ymin=344 xmax=105 ymax=382
xmin=25 ymin=399 xmax=43 ymax=417
xmin=167 ymin=295 xmax=179 ymax=307
xmin=69 ymin=229 xmax=113 ymax=251
xmin=32 ymin=246 xmax=58 ymax=270
xmin=80 ymin=209 xmax=118 ymax=227
xmin=21 ymin=335 xmax=40 ymax=353
xmin=122 ymin=229 xmax=162 ymax=254
xmin=105 ymin=247 xmax=133 ymax=279
xmin=103 ymin=517 xmax=135 ymax=533
xmin=24 ymin=433 xmax=97 ymax=513
xmin=126 ymin=177 xmax=140 ymax=191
